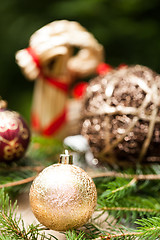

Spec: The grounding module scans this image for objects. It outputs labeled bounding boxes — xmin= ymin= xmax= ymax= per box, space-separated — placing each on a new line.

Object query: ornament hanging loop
xmin=59 ymin=150 xmax=73 ymax=164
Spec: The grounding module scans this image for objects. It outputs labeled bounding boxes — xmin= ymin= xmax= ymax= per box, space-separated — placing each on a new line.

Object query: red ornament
xmin=72 ymin=82 xmax=88 ymax=99
xmin=0 ymin=106 xmax=30 ymax=162
xmin=118 ymin=63 xmax=127 ymax=69
xmin=96 ymin=62 xmax=113 ymax=75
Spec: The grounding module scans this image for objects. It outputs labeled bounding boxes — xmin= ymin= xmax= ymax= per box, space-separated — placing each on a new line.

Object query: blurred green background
xmin=0 ymin=0 xmax=160 ymax=122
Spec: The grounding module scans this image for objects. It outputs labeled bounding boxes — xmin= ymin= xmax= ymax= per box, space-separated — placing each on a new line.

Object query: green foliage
xmin=95 ymin=166 xmax=160 ymax=226
xmin=0 ymin=189 xmax=55 ymax=239
xmin=0 ymin=189 xmax=103 ymax=239
xmin=2 ymin=136 xmax=160 ymax=239
xmin=98 ymin=177 xmax=137 ymax=202
xmin=65 ymin=230 xmax=86 ymax=240
xmin=135 ymin=217 xmax=160 ymax=240
xmin=0 ymin=168 xmax=34 ymax=197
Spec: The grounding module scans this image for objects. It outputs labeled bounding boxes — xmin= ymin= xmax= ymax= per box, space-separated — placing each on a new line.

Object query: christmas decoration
xmin=72 ymin=82 xmax=88 ymax=99
xmin=96 ymin=62 xmax=113 ymax=75
xmin=64 ymin=135 xmax=95 ymax=167
xmin=2 ymin=134 xmax=160 ymax=240
xmin=81 ymin=65 xmax=160 ymax=165
xmin=15 ymin=20 xmax=104 ymax=138
xmin=29 ymin=150 xmax=97 ymax=231
xmin=0 ymin=100 xmax=30 ymax=162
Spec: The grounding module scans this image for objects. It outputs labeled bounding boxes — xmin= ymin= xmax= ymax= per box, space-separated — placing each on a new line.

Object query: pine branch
xmin=0 ymin=175 xmax=37 ymax=189
xmin=0 ymin=166 xmax=44 ymax=190
xmin=89 ymin=216 xmax=160 ymax=240
xmin=109 ymin=178 xmax=137 ymax=198
xmin=0 ymin=189 xmax=58 ymax=239
xmin=2 ymin=134 xmax=160 ymax=196
xmin=91 ymin=171 xmax=160 ymax=180
xmin=97 ymin=194 xmax=160 ymax=225
xmin=81 ymin=221 xmax=139 ymax=240
xmin=0 ymin=180 xmax=160 ymax=240
xmin=0 ymin=235 xmax=16 ymax=240
xmin=135 ymin=216 xmax=160 ymax=240
xmin=98 ymin=194 xmax=160 ymax=213
xmin=96 ymin=216 xmax=160 ymax=240
xmin=1 ymin=135 xmax=160 ymax=239
xmin=94 ymin=231 xmax=141 ymax=239
xmin=96 ymin=173 xmax=160 ymax=225
xmin=65 ymin=230 xmax=87 ymax=240
xmin=98 ymin=177 xmax=137 ymax=202
xmin=98 ymin=206 xmax=159 ymax=213
xmin=90 ymin=212 xmax=160 ymax=239
xmin=0 ymin=166 xmax=44 ymax=172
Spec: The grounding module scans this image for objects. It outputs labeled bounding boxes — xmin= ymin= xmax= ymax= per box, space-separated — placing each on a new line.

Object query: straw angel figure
xmin=16 ymin=20 xmax=104 ymax=138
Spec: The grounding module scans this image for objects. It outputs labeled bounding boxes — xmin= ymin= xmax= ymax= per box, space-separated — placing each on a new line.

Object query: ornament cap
xmin=59 ymin=150 xmax=73 ymax=164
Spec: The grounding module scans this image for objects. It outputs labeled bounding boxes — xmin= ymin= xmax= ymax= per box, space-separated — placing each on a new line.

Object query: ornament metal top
xmin=0 ymin=100 xmax=30 ymax=162
xmin=81 ymin=65 xmax=160 ymax=166
xmin=29 ymin=150 xmax=97 ymax=231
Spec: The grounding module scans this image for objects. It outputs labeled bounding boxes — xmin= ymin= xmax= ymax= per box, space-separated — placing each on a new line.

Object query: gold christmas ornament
xmin=81 ymin=65 xmax=160 ymax=166
xmin=29 ymin=150 xmax=97 ymax=231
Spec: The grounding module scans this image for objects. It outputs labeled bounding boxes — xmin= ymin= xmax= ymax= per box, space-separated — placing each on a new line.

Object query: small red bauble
xmin=72 ymin=82 xmax=88 ymax=99
xmin=96 ymin=62 xmax=112 ymax=75
xmin=0 ymin=106 xmax=30 ymax=162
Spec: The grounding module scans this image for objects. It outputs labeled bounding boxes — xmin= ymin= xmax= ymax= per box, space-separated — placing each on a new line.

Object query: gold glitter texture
xmin=29 ymin=164 xmax=97 ymax=231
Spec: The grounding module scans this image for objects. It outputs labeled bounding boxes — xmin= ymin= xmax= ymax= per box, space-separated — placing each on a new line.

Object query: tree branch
xmin=2 ymin=168 xmax=160 ymax=190
xmin=94 ymin=231 xmax=142 ymax=239
xmin=0 ymin=166 xmax=44 ymax=172
xmin=90 ymin=171 xmax=160 ymax=180
xmin=0 ymin=175 xmax=37 ymax=189
xmin=98 ymin=206 xmax=159 ymax=213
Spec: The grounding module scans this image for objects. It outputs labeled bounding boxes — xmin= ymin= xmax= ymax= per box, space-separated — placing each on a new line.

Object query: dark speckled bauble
xmin=0 ymin=101 xmax=30 ymax=162
xmin=81 ymin=65 xmax=160 ymax=166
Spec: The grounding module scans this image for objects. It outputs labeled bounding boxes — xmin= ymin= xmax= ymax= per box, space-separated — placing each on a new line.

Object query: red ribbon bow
xmin=26 ymin=47 xmax=69 ymax=93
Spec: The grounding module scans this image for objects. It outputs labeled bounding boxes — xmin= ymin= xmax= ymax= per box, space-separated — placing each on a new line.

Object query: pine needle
xmin=135 ymin=216 xmax=160 ymax=240
xmin=98 ymin=177 xmax=137 ymax=202
xmin=65 ymin=230 xmax=87 ymax=240
xmin=0 ymin=189 xmax=57 ymax=239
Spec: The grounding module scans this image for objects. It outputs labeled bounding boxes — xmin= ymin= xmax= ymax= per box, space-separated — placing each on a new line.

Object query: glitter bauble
xmin=81 ymin=65 xmax=160 ymax=165
xmin=29 ymin=163 xmax=97 ymax=231
xmin=0 ymin=109 xmax=30 ymax=162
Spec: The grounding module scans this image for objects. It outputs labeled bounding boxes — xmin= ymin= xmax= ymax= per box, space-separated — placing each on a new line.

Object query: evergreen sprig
xmin=98 ymin=177 xmax=137 ymax=202
xmin=0 ymin=189 xmax=58 ymax=240
xmin=65 ymin=230 xmax=86 ymax=240
xmin=1 ymin=175 xmax=160 ymax=240
xmin=94 ymin=170 xmax=160 ymax=228
xmin=135 ymin=217 xmax=160 ymax=240
xmin=87 ymin=216 xmax=160 ymax=239
xmin=2 ymin=135 xmax=160 ymax=239
xmin=97 ymin=194 xmax=160 ymax=225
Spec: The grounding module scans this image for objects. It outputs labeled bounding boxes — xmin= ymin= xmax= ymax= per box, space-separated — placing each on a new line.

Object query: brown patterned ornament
xmin=0 ymin=103 xmax=30 ymax=162
xmin=81 ymin=65 xmax=160 ymax=165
